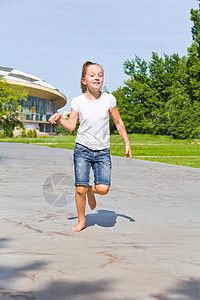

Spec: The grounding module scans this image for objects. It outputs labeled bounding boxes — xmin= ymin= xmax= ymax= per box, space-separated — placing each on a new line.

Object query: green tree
xmin=186 ymin=1 xmax=200 ymax=137
xmin=187 ymin=1 xmax=200 ymax=102
xmin=149 ymin=53 xmax=198 ymax=138
xmin=113 ymin=56 xmax=151 ymax=134
xmin=0 ymin=78 xmax=28 ymax=137
xmin=113 ymin=1 xmax=200 ymax=139
xmin=165 ymin=87 xmax=199 ymax=138
xmin=114 ymin=52 xmax=198 ymax=138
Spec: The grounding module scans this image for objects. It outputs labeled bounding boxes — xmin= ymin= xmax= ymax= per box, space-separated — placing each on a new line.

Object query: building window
xmin=18 ymin=96 xmax=58 ymax=124
xmin=39 ymin=123 xmax=54 ymax=133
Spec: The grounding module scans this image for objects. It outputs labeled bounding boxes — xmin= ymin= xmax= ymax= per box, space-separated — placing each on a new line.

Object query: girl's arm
xmin=110 ymin=106 xmax=132 ymax=160
xmin=49 ymin=110 xmax=79 ymax=132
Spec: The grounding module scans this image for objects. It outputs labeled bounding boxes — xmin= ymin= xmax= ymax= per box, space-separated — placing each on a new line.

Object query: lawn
xmin=0 ymin=134 xmax=199 ymax=168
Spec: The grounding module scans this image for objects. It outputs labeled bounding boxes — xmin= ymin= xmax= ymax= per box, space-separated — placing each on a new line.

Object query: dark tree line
xmin=112 ymin=2 xmax=200 ymax=139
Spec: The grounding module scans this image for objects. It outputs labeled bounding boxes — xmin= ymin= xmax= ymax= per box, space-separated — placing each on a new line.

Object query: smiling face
xmin=82 ymin=64 xmax=104 ymax=92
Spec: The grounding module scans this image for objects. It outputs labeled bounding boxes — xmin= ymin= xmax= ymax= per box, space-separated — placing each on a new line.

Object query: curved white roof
xmin=0 ymin=65 xmax=58 ymax=90
xmin=0 ymin=65 xmax=67 ymax=109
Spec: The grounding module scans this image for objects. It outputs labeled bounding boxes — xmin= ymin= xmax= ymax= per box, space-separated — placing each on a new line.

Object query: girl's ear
xmin=81 ymin=77 xmax=86 ymax=86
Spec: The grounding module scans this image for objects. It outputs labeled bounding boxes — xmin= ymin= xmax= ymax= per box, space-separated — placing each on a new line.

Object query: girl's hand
xmin=125 ymin=142 xmax=132 ymax=160
xmin=49 ymin=113 xmax=62 ymax=124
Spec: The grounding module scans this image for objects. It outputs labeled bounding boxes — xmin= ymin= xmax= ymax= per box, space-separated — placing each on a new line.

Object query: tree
xmin=113 ymin=51 xmax=199 ymax=138
xmin=186 ymin=0 xmax=200 ymax=137
xmin=112 ymin=1 xmax=200 ymax=139
xmin=187 ymin=1 xmax=200 ymax=103
xmin=0 ymin=78 xmax=28 ymax=137
xmin=113 ymin=56 xmax=151 ymax=134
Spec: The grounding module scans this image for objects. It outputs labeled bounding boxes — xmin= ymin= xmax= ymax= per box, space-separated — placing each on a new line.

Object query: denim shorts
xmin=73 ymin=143 xmax=111 ymax=186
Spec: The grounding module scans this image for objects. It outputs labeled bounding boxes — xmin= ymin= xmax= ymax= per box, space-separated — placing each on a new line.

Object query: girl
xmin=49 ymin=61 xmax=132 ymax=232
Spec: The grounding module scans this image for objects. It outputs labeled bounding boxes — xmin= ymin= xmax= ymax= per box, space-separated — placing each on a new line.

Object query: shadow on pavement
xmin=2 ymin=278 xmax=199 ymax=300
xmin=152 ymin=278 xmax=200 ymax=300
xmin=33 ymin=279 xmax=113 ymax=300
xmin=68 ymin=209 xmax=135 ymax=228
xmin=0 ymin=238 xmax=12 ymax=248
xmin=0 ymin=238 xmax=47 ymax=282
xmin=0 ymin=279 xmax=115 ymax=300
xmin=0 ymin=255 xmax=49 ymax=299
xmin=0 ymin=261 xmax=48 ymax=281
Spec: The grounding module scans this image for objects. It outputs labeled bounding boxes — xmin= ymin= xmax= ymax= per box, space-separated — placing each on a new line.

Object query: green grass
xmin=139 ymin=156 xmax=200 ymax=168
xmin=0 ymin=135 xmax=76 ymax=144
xmin=110 ymin=144 xmax=200 ymax=168
xmin=111 ymin=134 xmax=199 ymax=145
xmin=0 ymin=134 xmax=199 ymax=168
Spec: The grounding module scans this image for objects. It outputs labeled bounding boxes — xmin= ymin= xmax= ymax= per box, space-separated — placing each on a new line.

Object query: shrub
xmin=0 ymin=130 xmax=5 ymax=138
xmin=26 ymin=129 xmax=33 ymax=138
xmin=21 ymin=130 xmax=26 ymax=138
xmin=32 ymin=129 xmax=37 ymax=138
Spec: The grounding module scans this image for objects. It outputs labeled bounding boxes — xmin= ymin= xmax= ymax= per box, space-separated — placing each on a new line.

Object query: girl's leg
xmin=73 ymin=144 xmax=92 ymax=232
xmin=72 ymin=185 xmax=89 ymax=232
xmin=72 ymin=184 xmax=108 ymax=231
xmin=88 ymin=147 xmax=111 ymax=209
xmin=87 ymin=184 xmax=109 ymax=210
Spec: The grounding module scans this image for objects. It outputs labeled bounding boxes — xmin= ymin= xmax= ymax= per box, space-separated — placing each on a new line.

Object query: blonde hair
xmin=81 ymin=61 xmax=103 ymax=93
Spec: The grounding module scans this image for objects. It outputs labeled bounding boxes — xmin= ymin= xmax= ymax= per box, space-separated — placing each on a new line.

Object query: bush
xmin=32 ymin=129 xmax=37 ymax=138
xmin=21 ymin=130 xmax=26 ymax=138
xmin=20 ymin=129 xmax=37 ymax=138
xmin=26 ymin=129 xmax=37 ymax=138
xmin=4 ymin=127 xmax=13 ymax=138
xmin=192 ymin=126 xmax=200 ymax=139
xmin=0 ymin=130 xmax=5 ymax=138
xmin=26 ymin=130 xmax=31 ymax=138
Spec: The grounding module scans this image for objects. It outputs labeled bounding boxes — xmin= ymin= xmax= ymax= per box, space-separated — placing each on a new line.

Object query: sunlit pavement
xmin=0 ymin=143 xmax=200 ymax=300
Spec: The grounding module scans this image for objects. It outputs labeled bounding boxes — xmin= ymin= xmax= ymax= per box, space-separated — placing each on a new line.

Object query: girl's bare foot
xmin=71 ymin=221 xmax=85 ymax=232
xmin=87 ymin=186 xmax=96 ymax=210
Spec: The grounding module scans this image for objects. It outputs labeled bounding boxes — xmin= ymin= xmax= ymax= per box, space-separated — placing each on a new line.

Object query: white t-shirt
xmin=71 ymin=92 xmax=117 ymax=150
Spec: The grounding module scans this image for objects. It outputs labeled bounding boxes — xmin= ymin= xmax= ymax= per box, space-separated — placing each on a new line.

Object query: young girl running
xmin=49 ymin=61 xmax=132 ymax=232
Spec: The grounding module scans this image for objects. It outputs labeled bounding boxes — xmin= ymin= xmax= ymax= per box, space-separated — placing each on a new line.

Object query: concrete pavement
xmin=0 ymin=142 xmax=200 ymax=300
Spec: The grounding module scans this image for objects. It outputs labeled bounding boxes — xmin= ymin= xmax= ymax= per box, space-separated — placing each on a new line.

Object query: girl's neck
xmin=84 ymin=89 xmax=101 ymax=100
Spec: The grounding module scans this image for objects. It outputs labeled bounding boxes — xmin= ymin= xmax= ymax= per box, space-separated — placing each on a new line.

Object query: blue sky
xmin=0 ymin=0 xmax=198 ymax=112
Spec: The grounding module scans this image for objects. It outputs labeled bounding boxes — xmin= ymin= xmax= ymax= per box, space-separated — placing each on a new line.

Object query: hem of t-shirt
xmin=109 ymin=104 xmax=117 ymax=110
xmin=75 ymin=141 xmax=110 ymax=151
xmin=71 ymin=108 xmax=79 ymax=113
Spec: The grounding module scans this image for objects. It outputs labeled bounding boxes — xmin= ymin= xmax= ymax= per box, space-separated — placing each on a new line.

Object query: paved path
xmin=0 ymin=143 xmax=200 ymax=300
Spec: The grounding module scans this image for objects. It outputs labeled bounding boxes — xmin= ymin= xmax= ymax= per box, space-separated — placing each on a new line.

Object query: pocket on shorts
xmin=74 ymin=143 xmax=87 ymax=154
xmin=99 ymin=148 xmax=111 ymax=168
xmin=100 ymin=148 xmax=110 ymax=156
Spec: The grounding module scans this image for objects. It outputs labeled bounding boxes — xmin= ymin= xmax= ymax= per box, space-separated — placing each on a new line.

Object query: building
xmin=0 ymin=65 xmax=67 ymax=135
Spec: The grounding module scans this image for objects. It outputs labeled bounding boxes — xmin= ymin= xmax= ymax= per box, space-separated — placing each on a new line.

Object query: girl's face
xmin=82 ymin=64 xmax=103 ymax=92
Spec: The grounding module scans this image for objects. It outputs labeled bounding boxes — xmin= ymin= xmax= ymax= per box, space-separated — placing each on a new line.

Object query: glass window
xmin=18 ymin=95 xmax=58 ymax=129
xmin=40 ymin=124 xmax=44 ymax=132
xmin=45 ymin=124 xmax=52 ymax=132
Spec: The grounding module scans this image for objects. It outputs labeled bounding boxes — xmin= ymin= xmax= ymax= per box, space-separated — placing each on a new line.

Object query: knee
xmin=95 ymin=185 xmax=109 ymax=195
xmin=76 ymin=185 xmax=89 ymax=196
